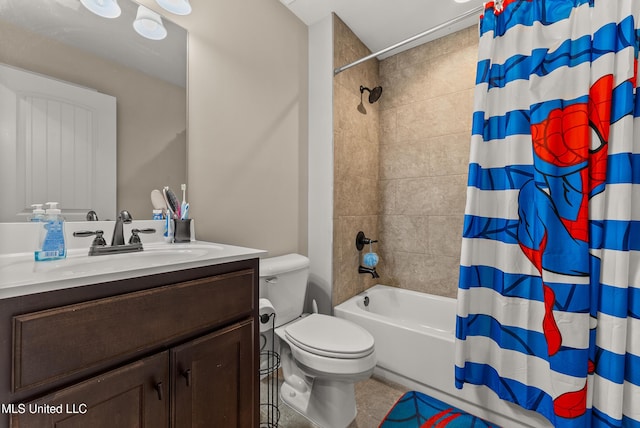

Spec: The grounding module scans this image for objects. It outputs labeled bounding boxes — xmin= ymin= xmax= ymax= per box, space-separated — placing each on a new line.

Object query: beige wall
xmin=2 ymin=0 xmax=308 ymax=256
xmin=378 ymin=26 xmax=477 ymax=298
xmin=0 ymin=19 xmax=186 ymax=221
xmin=150 ymin=0 xmax=309 ymax=256
xmin=332 ymin=15 xmax=381 ymax=306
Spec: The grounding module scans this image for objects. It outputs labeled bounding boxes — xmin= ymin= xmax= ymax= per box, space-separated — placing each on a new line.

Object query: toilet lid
xmin=284 ymin=314 xmax=374 ymax=359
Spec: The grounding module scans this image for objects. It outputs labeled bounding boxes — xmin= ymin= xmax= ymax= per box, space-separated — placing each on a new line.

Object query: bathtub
xmin=334 ymin=285 xmax=552 ymax=428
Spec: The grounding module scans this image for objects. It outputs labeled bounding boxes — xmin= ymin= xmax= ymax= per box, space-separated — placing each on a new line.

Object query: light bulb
xmin=80 ymin=0 xmax=121 ymax=18
xmin=155 ymin=0 xmax=192 ymax=15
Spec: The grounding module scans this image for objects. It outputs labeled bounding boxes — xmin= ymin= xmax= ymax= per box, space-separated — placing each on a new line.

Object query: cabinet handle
xmin=155 ymin=382 xmax=164 ymax=401
xmin=182 ymin=369 xmax=192 ymax=387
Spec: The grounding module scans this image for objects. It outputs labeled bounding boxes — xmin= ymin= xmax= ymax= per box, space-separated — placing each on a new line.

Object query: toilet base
xmin=281 ymin=378 xmax=357 ymax=428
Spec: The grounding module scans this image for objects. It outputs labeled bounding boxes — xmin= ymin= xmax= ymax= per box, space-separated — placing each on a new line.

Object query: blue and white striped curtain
xmin=455 ymin=0 xmax=640 ymax=427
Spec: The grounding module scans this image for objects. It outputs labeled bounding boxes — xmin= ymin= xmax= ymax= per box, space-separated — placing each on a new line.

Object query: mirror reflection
xmin=0 ymin=0 xmax=187 ymax=221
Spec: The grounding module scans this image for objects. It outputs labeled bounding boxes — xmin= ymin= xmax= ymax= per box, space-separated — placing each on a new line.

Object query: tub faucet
xmin=111 ymin=210 xmax=133 ymax=246
xmin=358 ymin=265 xmax=380 ymax=279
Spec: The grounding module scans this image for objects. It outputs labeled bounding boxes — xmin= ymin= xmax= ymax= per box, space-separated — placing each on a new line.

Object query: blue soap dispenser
xmin=34 ymin=202 xmax=67 ymax=261
xmin=29 ymin=204 xmax=45 ymax=222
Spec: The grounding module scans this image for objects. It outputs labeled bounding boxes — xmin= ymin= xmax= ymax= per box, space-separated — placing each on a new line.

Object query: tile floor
xmin=261 ymin=374 xmax=409 ymax=428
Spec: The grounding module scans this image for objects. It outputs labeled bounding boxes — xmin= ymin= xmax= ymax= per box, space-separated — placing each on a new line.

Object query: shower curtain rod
xmin=333 ymin=4 xmax=484 ymax=75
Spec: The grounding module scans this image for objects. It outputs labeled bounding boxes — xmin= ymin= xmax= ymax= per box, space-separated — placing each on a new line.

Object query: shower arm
xmin=334 ymin=5 xmax=484 ymax=75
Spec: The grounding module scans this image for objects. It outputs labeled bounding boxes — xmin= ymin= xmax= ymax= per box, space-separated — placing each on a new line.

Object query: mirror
xmin=0 ymin=0 xmax=187 ymax=221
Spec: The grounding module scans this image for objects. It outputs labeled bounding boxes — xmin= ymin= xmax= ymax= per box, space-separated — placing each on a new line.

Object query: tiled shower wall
xmin=332 ymin=14 xmax=381 ymax=306
xmin=378 ymin=26 xmax=478 ymax=298
xmin=331 ymin=17 xmax=479 ymax=304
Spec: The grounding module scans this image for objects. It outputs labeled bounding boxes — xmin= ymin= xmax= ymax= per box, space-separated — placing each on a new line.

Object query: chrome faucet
xmin=111 ymin=210 xmax=133 ymax=246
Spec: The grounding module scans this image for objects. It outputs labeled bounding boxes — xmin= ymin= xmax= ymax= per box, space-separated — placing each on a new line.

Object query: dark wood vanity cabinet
xmin=0 ymin=259 xmax=260 ymax=428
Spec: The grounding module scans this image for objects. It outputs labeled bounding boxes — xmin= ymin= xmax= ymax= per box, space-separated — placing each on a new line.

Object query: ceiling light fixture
xmin=133 ymin=5 xmax=167 ymax=40
xmin=80 ymin=0 xmax=121 ymax=18
xmin=155 ymin=0 xmax=192 ymax=15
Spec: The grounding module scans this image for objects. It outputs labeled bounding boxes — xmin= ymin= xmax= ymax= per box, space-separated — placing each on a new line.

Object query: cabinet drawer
xmin=12 ymin=269 xmax=255 ymax=392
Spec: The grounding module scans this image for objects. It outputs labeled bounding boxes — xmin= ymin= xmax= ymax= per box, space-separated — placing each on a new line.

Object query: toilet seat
xmin=284 ymin=313 xmax=374 ymax=359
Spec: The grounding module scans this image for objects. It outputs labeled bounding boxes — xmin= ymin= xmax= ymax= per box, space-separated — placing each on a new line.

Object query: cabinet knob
xmin=154 ymin=381 xmax=164 ymax=401
xmin=182 ymin=369 xmax=192 ymax=387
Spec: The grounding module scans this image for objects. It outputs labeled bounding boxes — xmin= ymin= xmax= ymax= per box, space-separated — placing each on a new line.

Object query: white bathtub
xmin=334 ymin=285 xmax=552 ymax=428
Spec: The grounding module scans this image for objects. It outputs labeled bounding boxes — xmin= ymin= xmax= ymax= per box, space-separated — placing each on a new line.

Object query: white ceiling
xmin=0 ymin=0 xmax=186 ymax=87
xmin=2 ymin=0 xmax=484 ymax=86
xmin=281 ymin=0 xmax=485 ymax=61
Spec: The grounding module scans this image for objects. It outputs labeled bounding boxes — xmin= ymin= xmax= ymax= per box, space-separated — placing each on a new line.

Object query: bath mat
xmin=379 ymin=391 xmax=500 ymax=428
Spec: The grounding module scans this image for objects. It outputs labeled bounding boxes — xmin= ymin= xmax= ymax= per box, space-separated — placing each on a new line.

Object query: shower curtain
xmin=455 ymin=0 xmax=640 ymax=427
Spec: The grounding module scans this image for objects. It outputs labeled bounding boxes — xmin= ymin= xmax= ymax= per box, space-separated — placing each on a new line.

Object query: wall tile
xmin=384 ymin=252 xmax=460 ymax=298
xmin=334 ymin=175 xmax=379 ymax=217
xmin=378 ymin=26 xmax=476 ymax=298
xmin=379 ymin=179 xmax=397 ymax=214
xmin=427 ymin=215 xmax=464 ymax=257
xmin=335 ymin=130 xmax=379 ymax=182
xmin=396 ymin=90 xmax=473 ymax=142
xmin=333 ymin=14 xmax=380 ymax=306
xmin=336 ymin=23 xmax=476 ymax=300
xmin=425 ymin=44 xmax=478 ymax=98
xmin=379 ymin=215 xmax=429 ymax=254
xmin=397 ymin=26 xmax=474 ymax=69
xmin=333 ymin=215 xmax=379 ymax=306
xmin=427 ymin=132 xmax=471 ymax=177
xmin=380 ymin=108 xmax=397 ymax=145
xmin=380 ymin=140 xmax=430 ymax=180
xmin=395 ymin=174 xmax=467 ymax=216
xmin=377 ymin=64 xmax=432 ymax=110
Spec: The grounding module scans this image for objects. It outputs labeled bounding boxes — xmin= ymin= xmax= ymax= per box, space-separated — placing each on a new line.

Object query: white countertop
xmin=0 ymin=240 xmax=266 ymax=300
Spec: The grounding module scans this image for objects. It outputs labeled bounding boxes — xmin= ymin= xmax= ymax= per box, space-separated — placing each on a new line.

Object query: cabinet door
xmin=172 ymin=319 xmax=257 ymax=428
xmin=11 ymin=352 xmax=169 ymax=428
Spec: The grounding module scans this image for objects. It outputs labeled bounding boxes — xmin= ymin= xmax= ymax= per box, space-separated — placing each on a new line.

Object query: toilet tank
xmin=259 ymin=254 xmax=310 ymax=328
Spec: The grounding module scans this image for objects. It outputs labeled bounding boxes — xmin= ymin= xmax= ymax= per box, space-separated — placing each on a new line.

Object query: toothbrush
xmin=181 ymin=203 xmax=189 ymax=220
xmin=180 ymin=183 xmax=187 ymax=218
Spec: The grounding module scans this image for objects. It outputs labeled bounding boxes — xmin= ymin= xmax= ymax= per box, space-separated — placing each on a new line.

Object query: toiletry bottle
xmin=34 ymin=202 xmax=67 ymax=261
xmin=29 ymin=204 xmax=45 ymax=222
xmin=164 ymin=209 xmax=174 ymax=242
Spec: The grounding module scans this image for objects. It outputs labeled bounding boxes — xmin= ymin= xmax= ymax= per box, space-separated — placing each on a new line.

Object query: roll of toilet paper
xmin=259 ymin=298 xmax=276 ymax=332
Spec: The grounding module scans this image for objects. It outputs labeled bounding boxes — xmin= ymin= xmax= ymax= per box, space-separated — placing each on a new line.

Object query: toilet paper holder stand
xmin=259 ymin=312 xmax=280 ymax=427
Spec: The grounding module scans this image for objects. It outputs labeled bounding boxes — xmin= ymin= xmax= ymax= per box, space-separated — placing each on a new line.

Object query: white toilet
xmin=259 ymin=254 xmax=376 ymax=428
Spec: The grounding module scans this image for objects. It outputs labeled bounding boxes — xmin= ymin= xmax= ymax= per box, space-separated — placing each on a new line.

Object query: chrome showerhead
xmin=360 ymin=85 xmax=383 ymax=103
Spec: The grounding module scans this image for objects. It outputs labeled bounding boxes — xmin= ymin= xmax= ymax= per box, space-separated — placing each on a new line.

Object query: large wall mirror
xmin=0 ymin=0 xmax=187 ymax=221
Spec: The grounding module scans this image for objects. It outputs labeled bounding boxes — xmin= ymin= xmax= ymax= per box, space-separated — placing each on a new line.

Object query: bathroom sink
xmin=0 ymin=241 xmax=265 ymax=299
xmin=46 ymin=244 xmax=220 ymax=275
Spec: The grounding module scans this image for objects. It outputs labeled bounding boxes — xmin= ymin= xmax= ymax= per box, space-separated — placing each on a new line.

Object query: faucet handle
xmin=355 ymin=231 xmax=378 ymax=251
xmin=73 ymin=230 xmax=107 ymax=247
xmin=129 ymin=228 xmax=156 ymax=244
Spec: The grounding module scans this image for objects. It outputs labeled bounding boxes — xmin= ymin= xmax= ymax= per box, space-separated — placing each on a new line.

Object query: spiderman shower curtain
xmin=455 ymin=0 xmax=640 ymax=427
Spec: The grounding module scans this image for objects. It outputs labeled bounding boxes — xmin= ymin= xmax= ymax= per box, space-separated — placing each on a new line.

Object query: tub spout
xmin=358 ymin=265 xmax=380 ymax=279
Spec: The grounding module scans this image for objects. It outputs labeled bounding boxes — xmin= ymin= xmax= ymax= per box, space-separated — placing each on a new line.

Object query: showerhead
xmin=360 ymin=85 xmax=383 ymax=103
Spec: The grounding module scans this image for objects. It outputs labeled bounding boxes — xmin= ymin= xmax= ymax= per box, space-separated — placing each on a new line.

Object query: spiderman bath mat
xmin=379 ymin=391 xmax=499 ymax=428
